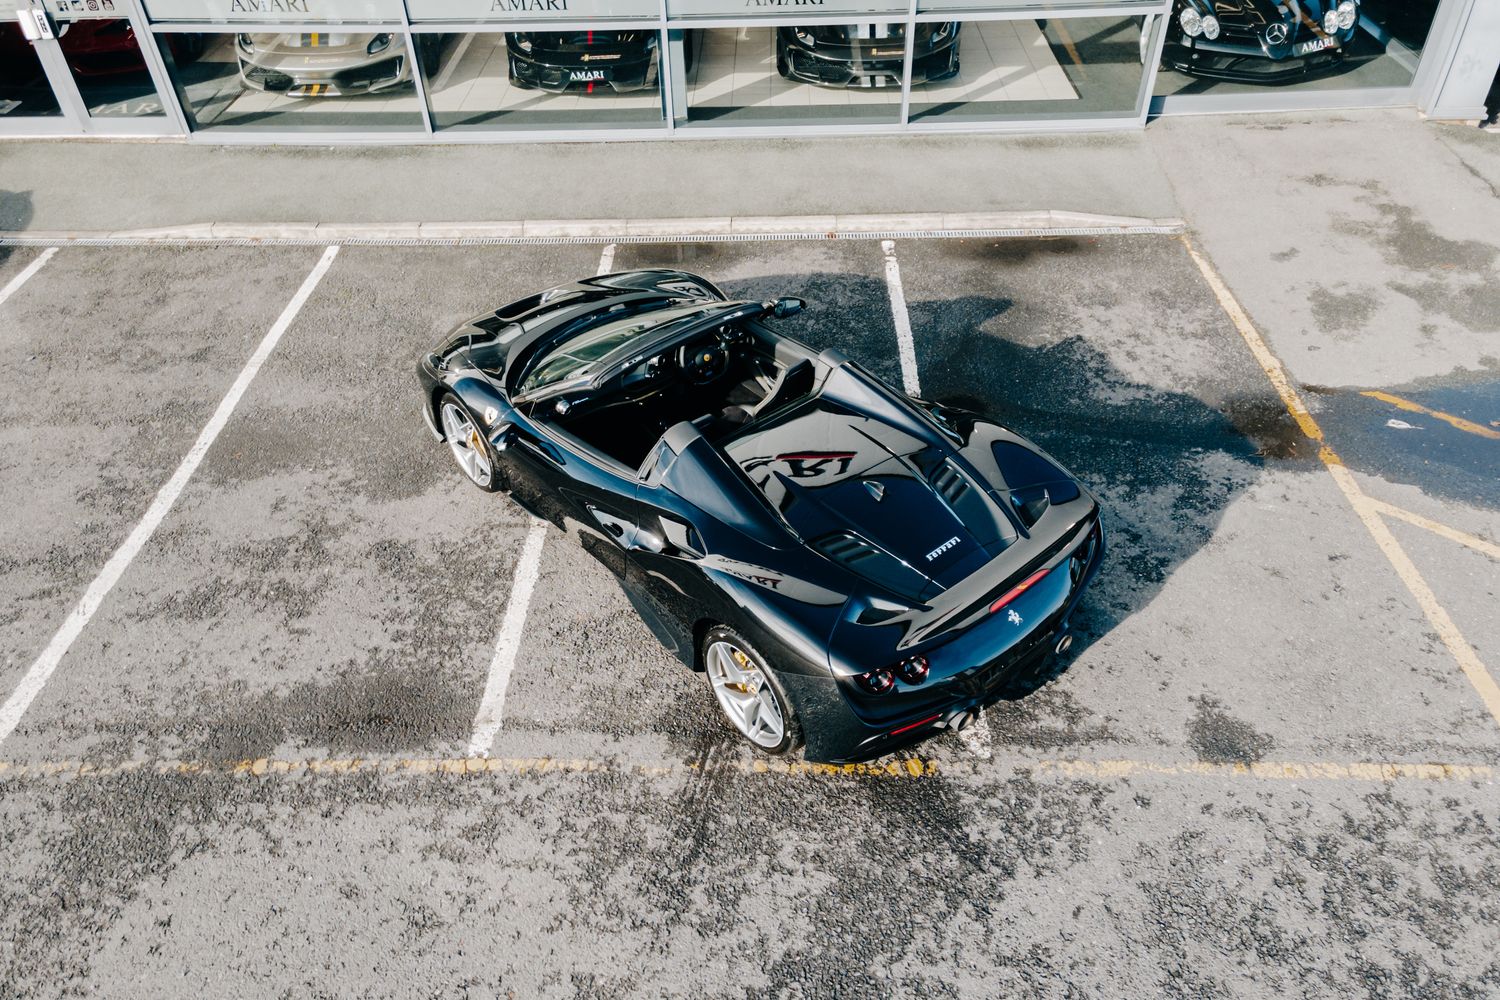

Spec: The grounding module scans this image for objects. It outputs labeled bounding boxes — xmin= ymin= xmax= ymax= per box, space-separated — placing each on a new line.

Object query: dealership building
xmin=2 ymin=0 xmax=1496 ymax=141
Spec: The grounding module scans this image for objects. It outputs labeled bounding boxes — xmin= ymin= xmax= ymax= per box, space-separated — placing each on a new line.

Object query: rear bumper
xmin=797 ymin=517 xmax=1106 ymax=764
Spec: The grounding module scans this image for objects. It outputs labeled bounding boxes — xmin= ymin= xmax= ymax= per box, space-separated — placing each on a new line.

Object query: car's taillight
xmin=897 ymin=655 xmax=929 ymax=685
xmin=989 ymin=568 xmax=1050 ymax=615
xmin=855 ymin=668 xmax=895 ymax=695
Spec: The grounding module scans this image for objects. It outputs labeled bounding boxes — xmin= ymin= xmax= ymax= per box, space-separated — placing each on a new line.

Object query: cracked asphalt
xmin=1 ymin=230 xmax=1498 ymax=998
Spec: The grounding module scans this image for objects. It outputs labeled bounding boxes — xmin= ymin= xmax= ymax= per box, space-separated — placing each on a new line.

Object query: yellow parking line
xmin=1361 ymin=389 xmax=1500 ymax=441
xmin=1182 ymin=235 xmax=1500 ymax=729
xmin=0 ymin=756 xmax=1491 ymax=783
xmin=1363 ymin=498 xmax=1500 ymax=561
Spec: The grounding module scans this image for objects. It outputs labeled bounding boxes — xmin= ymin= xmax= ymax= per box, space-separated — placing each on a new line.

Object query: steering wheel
xmin=677 ymin=339 xmax=730 ymax=385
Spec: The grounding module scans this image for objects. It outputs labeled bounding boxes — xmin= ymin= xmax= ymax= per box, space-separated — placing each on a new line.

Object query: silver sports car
xmin=236 ymin=32 xmax=440 ymax=97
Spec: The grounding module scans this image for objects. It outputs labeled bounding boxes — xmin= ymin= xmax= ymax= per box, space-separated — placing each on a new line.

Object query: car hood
xmin=725 ymin=402 xmax=1017 ymax=603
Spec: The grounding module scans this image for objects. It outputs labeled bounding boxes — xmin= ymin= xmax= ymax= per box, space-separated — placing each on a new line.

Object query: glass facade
xmin=908 ymin=16 xmax=1151 ymax=124
xmin=0 ymin=0 xmax=1485 ymax=137
xmin=1152 ymin=0 xmax=1444 ymax=103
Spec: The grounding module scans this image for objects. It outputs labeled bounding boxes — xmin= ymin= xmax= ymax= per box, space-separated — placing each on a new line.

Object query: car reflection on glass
xmin=1163 ymin=0 xmax=1361 ymax=83
xmin=236 ymin=32 xmax=444 ymax=97
xmin=775 ymin=23 xmax=960 ymax=88
xmin=505 ymin=31 xmax=690 ymax=93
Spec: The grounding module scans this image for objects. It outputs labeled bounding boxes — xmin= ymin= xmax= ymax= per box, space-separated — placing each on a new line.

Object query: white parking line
xmin=0 ymin=245 xmax=340 ymax=748
xmin=466 ymin=243 xmax=617 ymax=756
xmin=467 ymin=519 xmax=548 ymax=756
xmin=880 ymin=239 xmax=921 ymax=396
xmin=0 ymin=247 xmax=57 ymax=310
xmin=880 ymin=240 xmax=1004 ymax=759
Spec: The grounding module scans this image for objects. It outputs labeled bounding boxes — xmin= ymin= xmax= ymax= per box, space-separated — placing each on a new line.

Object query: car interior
xmin=533 ymin=321 xmax=821 ymax=472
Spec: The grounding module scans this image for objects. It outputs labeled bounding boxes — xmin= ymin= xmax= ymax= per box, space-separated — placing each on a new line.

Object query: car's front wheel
xmin=701 ymin=626 xmax=801 ymax=754
xmin=438 ymin=393 xmax=502 ymax=492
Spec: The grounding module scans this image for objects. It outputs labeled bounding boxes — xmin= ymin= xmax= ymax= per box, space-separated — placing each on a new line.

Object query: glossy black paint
xmin=505 ymin=30 xmax=677 ymax=93
xmin=1163 ymin=0 xmax=1359 ymax=84
xmin=775 ymin=23 xmax=960 ymax=89
xmin=416 ymin=269 xmax=1104 ymax=762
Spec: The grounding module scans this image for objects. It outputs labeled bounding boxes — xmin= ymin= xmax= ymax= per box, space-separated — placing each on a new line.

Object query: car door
xmin=510 ymin=415 xmax=659 ymax=582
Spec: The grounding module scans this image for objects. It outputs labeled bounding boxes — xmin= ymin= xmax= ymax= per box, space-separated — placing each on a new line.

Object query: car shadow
xmin=713 ymin=272 xmax=1308 ymax=716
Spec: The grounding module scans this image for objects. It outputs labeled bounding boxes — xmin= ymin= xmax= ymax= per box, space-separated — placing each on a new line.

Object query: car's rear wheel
xmin=438 ymin=393 xmax=501 ymax=492
xmin=702 ymin=627 xmax=800 ymax=754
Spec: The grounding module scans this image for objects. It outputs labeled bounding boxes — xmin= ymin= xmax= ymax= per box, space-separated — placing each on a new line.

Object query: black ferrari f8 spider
xmin=417 ymin=270 xmax=1104 ymax=762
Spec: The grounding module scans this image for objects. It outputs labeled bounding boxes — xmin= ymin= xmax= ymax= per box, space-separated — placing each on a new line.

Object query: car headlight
xmin=513 ymin=34 xmax=533 ymax=52
xmin=1336 ymin=0 xmax=1357 ymax=29
xmin=929 ymin=23 xmax=953 ymax=45
xmin=367 ymin=33 xmax=391 ymax=55
xmin=1322 ymin=9 xmax=1339 ymax=33
xmin=1200 ymin=14 xmax=1220 ymax=39
xmin=237 ymin=33 xmax=253 ymax=52
xmin=794 ymin=28 xmax=815 ymax=47
xmin=1178 ymin=7 xmax=1203 ymax=38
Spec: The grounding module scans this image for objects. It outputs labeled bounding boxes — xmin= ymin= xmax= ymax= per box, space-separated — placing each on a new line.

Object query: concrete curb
xmin=0 ymin=211 xmax=1184 ymax=247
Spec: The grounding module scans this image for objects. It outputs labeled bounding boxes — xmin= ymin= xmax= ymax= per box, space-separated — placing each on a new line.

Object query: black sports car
xmin=506 ymin=31 xmax=689 ymax=93
xmin=776 ymin=23 xmax=960 ymax=88
xmin=417 ymin=270 xmax=1104 ymax=762
xmin=1163 ymin=0 xmax=1361 ymax=82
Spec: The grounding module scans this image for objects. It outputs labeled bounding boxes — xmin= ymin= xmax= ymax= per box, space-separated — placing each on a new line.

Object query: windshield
xmin=516 ymin=301 xmax=730 ymax=394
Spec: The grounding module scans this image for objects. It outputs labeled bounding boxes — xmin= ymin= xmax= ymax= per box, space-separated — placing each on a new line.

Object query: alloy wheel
xmin=705 ymin=639 xmax=786 ymax=749
xmin=440 ymin=401 xmax=493 ymax=488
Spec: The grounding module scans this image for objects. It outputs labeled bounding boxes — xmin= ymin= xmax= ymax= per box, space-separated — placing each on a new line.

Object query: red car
xmin=56 ymin=19 xmax=204 ymax=76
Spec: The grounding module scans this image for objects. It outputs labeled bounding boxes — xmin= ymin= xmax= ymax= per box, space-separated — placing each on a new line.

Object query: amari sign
xmin=142 ymin=0 xmax=402 ymax=21
xmin=405 ymin=0 xmax=657 ymax=17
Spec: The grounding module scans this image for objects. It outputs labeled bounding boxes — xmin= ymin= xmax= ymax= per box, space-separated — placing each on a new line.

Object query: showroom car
xmin=236 ymin=32 xmax=444 ymax=97
xmin=506 ymin=31 xmax=690 ymax=93
xmin=775 ymin=23 xmax=960 ymax=88
xmin=1162 ymin=0 xmax=1361 ymax=82
xmin=416 ymin=269 xmax=1104 ymax=762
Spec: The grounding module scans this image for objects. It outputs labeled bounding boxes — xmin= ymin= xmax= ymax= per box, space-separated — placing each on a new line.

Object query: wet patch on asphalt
xmin=1302 ymin=378 xmax=1500 ymax=510
xmin=1186 ymin=695 xmax=1275 ymax=765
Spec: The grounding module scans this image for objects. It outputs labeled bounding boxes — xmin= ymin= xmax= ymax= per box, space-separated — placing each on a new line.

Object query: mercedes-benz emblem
xmin=863 ymin=480 xmax=885 ymax=502
xmin=1265 ymin=22 xmax=1289 ymax=45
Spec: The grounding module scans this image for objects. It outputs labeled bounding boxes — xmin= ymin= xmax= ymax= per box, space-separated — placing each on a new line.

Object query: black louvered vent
xmin=815 ymin=533 xmax=880 ymax=567
xmin=931 ymin=463 xmax=968 ymax=507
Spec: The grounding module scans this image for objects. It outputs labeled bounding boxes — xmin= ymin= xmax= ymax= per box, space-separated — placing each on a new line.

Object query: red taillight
xmin=856 ymin=668 xmax=895 ymax=695
xmin=989 ymin=568 xmax=1050 ymax=615
xmin=897 ymin=655 xmax=929 ymax=685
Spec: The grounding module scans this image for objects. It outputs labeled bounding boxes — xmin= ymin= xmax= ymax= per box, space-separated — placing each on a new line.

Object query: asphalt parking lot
xmin=1 ymin=234 xmax=1498 ymax=998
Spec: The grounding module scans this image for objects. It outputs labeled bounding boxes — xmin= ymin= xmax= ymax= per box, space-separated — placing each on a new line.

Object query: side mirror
xmin=771 ymin=297 xmax=806 ymax=319
xmin=626 ymin=528 xmax=665 ymax=554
